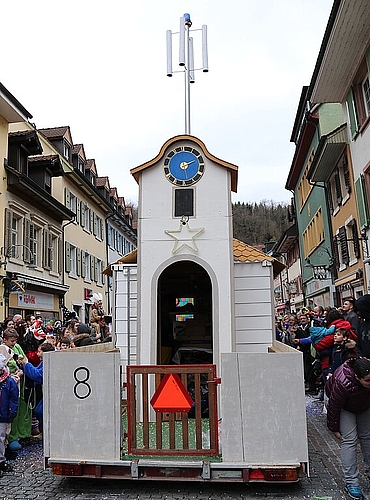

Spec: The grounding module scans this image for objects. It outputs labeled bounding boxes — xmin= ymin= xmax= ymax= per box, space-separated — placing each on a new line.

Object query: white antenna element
xmin=179 ymin=17 xmax=186 ymax=66
xmin=166 ymin=13 xmax=209 ymax=135
xmin=166 ymin=30 xmax=173 ymax=76
xmin=202 ymin=25 xmax=208 ymax=72
xmin=189 ymin=37 xmax=195 ymax=83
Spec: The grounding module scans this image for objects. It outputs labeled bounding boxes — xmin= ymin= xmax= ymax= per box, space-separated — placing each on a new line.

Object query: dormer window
xmin=63 ymin=142 xmax=71 ymax=160
xmin=78 ymin=159 xmax=84 ymax=173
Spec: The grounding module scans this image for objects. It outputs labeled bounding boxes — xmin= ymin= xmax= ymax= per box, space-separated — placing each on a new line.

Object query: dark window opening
xmin=175 ymin=188 xmax=194 ymax=217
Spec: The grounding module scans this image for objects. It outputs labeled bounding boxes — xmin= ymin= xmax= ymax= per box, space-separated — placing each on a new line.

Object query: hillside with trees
xmin=232 ymin=201 xmax=290 ymax=247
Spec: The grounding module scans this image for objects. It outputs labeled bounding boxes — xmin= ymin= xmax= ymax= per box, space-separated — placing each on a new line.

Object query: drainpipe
xmin=105 ymin=212 xmax=115 ymax=314
xmin=61 ymin=217 xmax=76 ymax=310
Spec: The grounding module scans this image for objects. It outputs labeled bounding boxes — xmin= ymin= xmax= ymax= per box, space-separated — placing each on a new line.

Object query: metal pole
xmin=184 ymin=14 xmax=192 ymax=134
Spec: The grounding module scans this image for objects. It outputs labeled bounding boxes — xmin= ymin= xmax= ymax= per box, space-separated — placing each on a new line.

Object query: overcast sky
xmin=2 ymin=0 xmax=333 ymax=206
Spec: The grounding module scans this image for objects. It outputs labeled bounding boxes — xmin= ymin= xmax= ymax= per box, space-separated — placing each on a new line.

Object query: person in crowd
xmin=90 ymin=293 xmax=108 ymax=341
xmin=327 ymin=328 xmax=357 ymax=378
xmin=326 ymin=357 xmax=370 ymax=500
xmin=18 ymin=342 xmax=55 ymax=436
xmin=2 ymin=317 xmax=15 ymax=330
xmin=313 ymin=305 xmax=325 ymax=326
xmin=58 ymin=337 xmax=71 ymax=350
xmin=0 ymin=328 xmax=30 ymax=451
xmin=343 ymin=299 xmax=361 ymax=335
xmin=0 ymin=317 xmax=15 ymax=343
xmin=275 ymin=317 xmax=284 ymax=342
xmin=13 ymin=314 xmax=27 ymax=352
xmin=354 ymin=295 xmax=370 ymax=358
xmin=295 ymin=313 xmax=316 ymax=392
xmin=21 ymin=317 xmax=47 ymax=438
xmin=71 ymin=323 xmax=96 ymax=347
xmin=65 ymin=319 xmax=80 ymax=342
xmin=0 ymin=353 xmax=19 ymax=475
xmin=23 ymin=315 xmax=46 ymax=366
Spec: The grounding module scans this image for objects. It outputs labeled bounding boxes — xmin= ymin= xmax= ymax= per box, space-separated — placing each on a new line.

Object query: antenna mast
xmin=166 ymin=13 xmax=209 ymax=135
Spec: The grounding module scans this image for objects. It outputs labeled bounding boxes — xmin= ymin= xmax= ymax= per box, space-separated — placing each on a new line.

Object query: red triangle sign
xmin=151 ymin=374 xmax=193 ymax=413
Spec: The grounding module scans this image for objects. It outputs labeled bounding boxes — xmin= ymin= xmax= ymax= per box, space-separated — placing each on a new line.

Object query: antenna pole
xmin=167 ymin=13 xmax=208 ymax=135
xmin=184 ymin=14 xmax=192 ymax=134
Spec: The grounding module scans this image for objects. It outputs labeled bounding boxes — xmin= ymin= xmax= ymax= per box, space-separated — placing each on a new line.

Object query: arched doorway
xmin=157 ymin=260 xmax=212 ymax=365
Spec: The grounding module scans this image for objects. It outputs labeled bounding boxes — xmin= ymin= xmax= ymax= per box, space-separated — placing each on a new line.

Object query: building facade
xmin=309 ymin=0 xmax=370 ymax=299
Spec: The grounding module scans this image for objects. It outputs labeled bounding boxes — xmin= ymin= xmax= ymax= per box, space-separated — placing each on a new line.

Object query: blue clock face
xmin=164 ymin=147 xmax=205 ymax=186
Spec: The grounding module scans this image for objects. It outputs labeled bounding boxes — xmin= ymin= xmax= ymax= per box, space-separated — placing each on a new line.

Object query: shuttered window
xmin=338 ymin=226 xmax=349 ymax=266
xmin=355 ymin=175 xmax=370 ymax=229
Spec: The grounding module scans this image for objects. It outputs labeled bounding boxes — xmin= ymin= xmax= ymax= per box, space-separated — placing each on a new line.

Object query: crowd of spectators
xmin=275 ymin=299 xmax=363 ymax=396
xmin=0 ymin=295 xmax=113 ymax=475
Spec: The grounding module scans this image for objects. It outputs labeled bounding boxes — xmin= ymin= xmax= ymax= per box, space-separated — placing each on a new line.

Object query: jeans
xmin=340 ymin=407 xmax=370 ymax=485
xmin=34 ymin=400 xmax=43 ymax=434
xmin=0 ymin=422 xmax=10 ymax=463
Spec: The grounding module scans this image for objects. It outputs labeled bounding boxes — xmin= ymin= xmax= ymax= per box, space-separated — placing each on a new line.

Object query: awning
xmin=15 ymin=273 xmax=70 ymax=295
xmin=308 ymin=124 xmax=347 ymax=182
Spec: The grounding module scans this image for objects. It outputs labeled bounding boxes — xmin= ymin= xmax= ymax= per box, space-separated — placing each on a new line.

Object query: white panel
xmin=235 ymin=276 xmax=271 ymax=289
xmin=44 ymin=350 xmax=121 ymax=460
xmin=234 ymin=262 xmax=270 ymax=278
xmin=235 ymin=302 xmax=272 ymax=316
xmin=235 ymin=343 xmax=270 ymax=353
xmin=236 ymin=330 xmax=273 ymax=345
xmin=238 ymin=353 xmax=308 ymax=464
xmin=220 ymin=353 xmax=244 ymax=461
xmin=235 ymin=315 xmax=272 ymax=330
xmin=234 ymin=288 xmax=272 ymax=303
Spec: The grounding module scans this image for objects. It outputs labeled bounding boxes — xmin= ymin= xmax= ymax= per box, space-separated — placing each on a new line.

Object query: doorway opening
xmin=157 ymin=260 xmax=212 ymax=365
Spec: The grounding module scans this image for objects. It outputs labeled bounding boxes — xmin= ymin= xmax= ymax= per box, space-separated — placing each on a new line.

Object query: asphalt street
xmin=1 ymin=396 xmax=368 ymax=500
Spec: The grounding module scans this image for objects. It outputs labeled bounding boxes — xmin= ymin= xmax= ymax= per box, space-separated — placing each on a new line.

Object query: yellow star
xmin=165 ymin=222 xmax=204 ymax=254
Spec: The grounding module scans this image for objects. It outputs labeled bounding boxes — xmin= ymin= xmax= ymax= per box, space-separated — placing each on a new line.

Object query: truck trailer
xmin=44 ymin=135 xmax=308 ymax=483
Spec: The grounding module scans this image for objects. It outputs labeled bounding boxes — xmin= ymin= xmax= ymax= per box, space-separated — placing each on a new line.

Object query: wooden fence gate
xmin=126 ymin=364 xmax=220 ymax=456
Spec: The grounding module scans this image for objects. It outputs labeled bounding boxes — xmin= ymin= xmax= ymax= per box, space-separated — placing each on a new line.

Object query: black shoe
xmin=0 ymin=461 xmax=13 ymax=472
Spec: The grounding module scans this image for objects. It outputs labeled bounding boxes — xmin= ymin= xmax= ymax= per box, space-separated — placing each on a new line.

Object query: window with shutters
xmin=83 ymin=205 xmax=91 ymax=233
xmin=327 ymin=152 xmax=351 ymax=213
xmin=65 ymin=188 xmax=81 ymax=225
xmin=4 ymin=208 xmax=25 ymax=259
xmin=29 ymin=223 xmax=39 ymax=266
xmin=84 ymin=252 xmax=91 ymax=282
xmin=69 ymin=244 xmax=77 ymax=276
xmin=338 ymin=226 xmax=349 ymax=268
xmin=302 ymin=207 xmax=324 ymax=259
xmin=297 ymin=150 xmax=315 ymax=211
xmin=10 ymin=215 xmax=19 ymax=256
xmin=97 ymin=258 xmax=103 ymax=285
xmin=97 ymin=216 xmax=102 ymax=240
xmin=345 ymin=50 xmax=370 ymax=138
xmin=335 ymin=220 xmax=360 ymax=271
xmin=354 ymin=175 xmax=370 ymax=230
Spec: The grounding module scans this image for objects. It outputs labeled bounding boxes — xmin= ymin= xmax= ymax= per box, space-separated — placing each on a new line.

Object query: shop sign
xmin=17 ymin=291 xmax=55 ymax=310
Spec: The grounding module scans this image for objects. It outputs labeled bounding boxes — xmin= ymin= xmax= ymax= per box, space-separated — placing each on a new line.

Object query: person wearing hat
xmin=0 ymin=353 xmax=19 ymax=475
xmin=71 ymin=323 xmax=96 ymax=347
xmin=90 ymin=293 xmax=108 ymax=341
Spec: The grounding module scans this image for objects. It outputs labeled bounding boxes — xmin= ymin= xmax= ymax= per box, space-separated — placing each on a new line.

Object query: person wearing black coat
xmin=326 ymin=357 xmax=370 ymax=500
xmin=354 ymin=295 xmax=370 ymax=358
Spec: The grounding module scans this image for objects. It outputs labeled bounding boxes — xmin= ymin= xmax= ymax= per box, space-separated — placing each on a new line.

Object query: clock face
xmin=164 ymin=146 xmax=205 ymax=186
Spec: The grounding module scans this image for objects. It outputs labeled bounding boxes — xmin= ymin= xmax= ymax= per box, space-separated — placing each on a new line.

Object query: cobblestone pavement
xmin=1 ymin=396 xmax=369 ymax=499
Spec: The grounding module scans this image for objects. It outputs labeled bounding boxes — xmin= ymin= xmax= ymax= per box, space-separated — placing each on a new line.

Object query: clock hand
xmin=180 ymin=160 xmax=195 ymax=170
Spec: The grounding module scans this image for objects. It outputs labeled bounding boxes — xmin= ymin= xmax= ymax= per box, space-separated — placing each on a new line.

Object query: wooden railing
xmin=126 ymin=364 xmax=220 ymax=456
